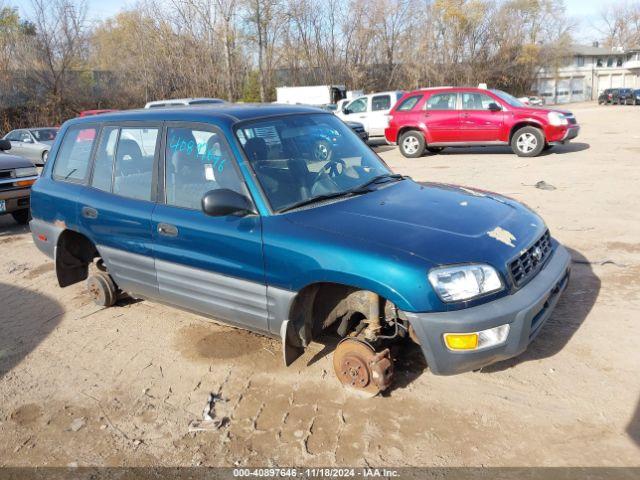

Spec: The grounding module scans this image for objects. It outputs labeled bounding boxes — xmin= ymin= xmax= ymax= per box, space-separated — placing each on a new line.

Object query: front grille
xmin=567 ymin=116 xmax=577 ymax=125
xmin=509 ymin=230 xmax=552 ymax=288
xmin=0 ymin=169 xmax=13 ymax=179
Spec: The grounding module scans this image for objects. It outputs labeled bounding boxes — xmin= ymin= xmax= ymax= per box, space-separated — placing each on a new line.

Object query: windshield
xmin=490 ymin=89 xmax=525 ymax=107
xmin=31 ymin=128 xmax=58 ymax=141
xmin=235 ymin=113 xmax=392 ymax=212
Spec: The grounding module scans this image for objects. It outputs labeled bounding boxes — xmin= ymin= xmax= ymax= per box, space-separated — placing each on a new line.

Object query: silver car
xmin=2 ymin=128 xmax=59 ymax=166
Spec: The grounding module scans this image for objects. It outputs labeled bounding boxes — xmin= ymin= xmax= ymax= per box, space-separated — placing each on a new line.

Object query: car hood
xmin=0 ymin=153 xmax=36 ymax=169
xmin=286 ymin=180 xmax=547 ymax=268
xmin=515 ymin=105 xmax=573 ymax=116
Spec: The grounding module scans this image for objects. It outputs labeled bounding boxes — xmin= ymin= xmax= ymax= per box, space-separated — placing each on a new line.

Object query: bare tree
xmin=29 ymin=0 xmax=88 ymax=121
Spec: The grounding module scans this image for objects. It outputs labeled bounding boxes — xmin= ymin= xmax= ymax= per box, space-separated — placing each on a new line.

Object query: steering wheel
xmin=311 ymin=159 xmax=346 ymax=187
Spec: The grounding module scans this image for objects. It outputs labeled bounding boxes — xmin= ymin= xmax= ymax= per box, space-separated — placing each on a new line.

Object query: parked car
xmin=598 ymin=88 xmax=616 ymax=105
xmin=336 ymin=91 xmax=404 ymax=138
xmin=0 ymin=140 xmax=38 ymax=224
xmin=615 ymin=88 xmax=635 ymax=105
xmin=634 ymin=89 xmax=640 ymax=105
xmin=30 ymin=104 xmax=571 ymax=395
xmin=144 ymin=98 xmax=226 ymax=108
xmin=385 ymin=87 xmax=580 ymax=158
xmin=344 ymin=121 xmax=369 ymax=143
xmin=2 ymin=128 xmax=58 ymax=165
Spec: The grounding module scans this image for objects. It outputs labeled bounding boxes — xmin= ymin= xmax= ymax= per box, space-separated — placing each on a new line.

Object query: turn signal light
xmin=16 ymin=179 xmax=36 ymax=187
xmin=444 ymin=333 xmax=478 ymax=350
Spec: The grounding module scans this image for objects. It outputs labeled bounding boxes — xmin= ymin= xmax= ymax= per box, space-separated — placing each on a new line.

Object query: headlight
xmin=547 ymin=111 xmax=568 ymax=126
xmin=14 ymin=167 xmax=38 ymax=177
xmin=444 ymin=324 xmax=510 ymax=351
xmin=428 ymin=264 xmax=503 ymax=302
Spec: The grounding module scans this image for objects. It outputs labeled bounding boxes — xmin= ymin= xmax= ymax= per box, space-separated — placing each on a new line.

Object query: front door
xmin=78 ymin=123 xmax=161 ymax=299
xmin=459 ymin=92 xmax=504 ymax=142
xmin=423 ymin=92 xmax=460 ymax=143
xmin=341 ymin=97 xmax=369 ymax=132
xmin=151 ymin=123 xmax=268 ymax=332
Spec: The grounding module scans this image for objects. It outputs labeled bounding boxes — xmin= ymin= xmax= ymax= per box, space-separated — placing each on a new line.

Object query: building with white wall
xmin=534 ymin=43 xmax=640 ymax=103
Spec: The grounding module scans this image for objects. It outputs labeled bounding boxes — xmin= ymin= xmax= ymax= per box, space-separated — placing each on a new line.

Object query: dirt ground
xmin=0 ymin=102 xmax=639 ymax=468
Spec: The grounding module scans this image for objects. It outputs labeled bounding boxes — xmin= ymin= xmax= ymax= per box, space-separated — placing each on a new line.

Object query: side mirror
xmin=0 ymin=139 xmax=11 ymax=151
xmin=342 ymin=107 xmax=351 ymax=115
xmin=488 ymin=102 xmax=502 ymax=112
xmin=202 ymin=189 xmax=255 ymax=217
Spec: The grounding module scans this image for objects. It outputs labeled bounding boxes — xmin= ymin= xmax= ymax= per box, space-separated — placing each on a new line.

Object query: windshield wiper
xmin=350 ymin=173 xmax=406 ymax=193
xmin=279 ymin=174 xmax=406 ymax=213
xmin=279 ymin=191 xmax=359 ymax=213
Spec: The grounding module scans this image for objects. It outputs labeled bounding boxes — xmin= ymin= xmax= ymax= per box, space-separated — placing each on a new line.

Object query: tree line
xmin=0 ymin=0 xmax=574 ymax=130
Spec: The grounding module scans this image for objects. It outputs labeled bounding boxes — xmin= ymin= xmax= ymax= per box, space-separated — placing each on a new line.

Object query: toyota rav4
xmin=385 ymin=87 xmax=580 ymax=158
xmin=30 ymin=105 xmax=570 ymax=395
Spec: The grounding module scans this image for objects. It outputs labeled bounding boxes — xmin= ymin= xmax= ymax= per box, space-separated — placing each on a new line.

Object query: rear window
xmin=371 ymin=95 xmax=391 ymax=111
xmin=52 ymin=126 xmax=98 ymax=182
xmin=426 ymin=93 xmax=457 ymax=110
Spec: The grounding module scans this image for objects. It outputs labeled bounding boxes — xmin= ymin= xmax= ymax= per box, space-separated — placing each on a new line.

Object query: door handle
xmin=461 ymin=113 xmax=470 ymax=117
xmin=82 ymin=206 xmax=98 ymax=219
xmin=157 ymin=223 xmax=178 ymax=237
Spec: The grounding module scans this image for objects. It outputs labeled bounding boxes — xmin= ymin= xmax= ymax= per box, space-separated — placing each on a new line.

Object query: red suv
xmin=385 ymin=87 xmax=580 ymax=158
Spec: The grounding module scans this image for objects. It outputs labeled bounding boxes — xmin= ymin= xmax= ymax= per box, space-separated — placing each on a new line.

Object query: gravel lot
xmin=0 ymin=102 xmax=639 ymax=467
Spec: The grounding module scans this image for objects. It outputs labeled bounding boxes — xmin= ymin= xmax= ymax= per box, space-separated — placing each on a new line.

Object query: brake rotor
xmin=333 ymin=338 xmax=394 ymax=396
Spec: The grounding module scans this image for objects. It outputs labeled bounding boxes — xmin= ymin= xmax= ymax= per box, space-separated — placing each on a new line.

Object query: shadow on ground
xmin=0 ymin=282 xmax=64 ymax=379
xmin=628 ymin=399 xmax=640 ymax=447
xmin=482 ymin=247 xmax=600 ymax=373
xmin=433 ymin=142 xmax=591 ymax=157
xmin=0 ymin=214 xmax=29 ymax=237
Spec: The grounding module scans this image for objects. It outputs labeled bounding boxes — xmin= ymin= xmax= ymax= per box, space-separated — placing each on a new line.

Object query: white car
xmin=144 ymin=98 xmax=226 ymax=108
xmin=336 ymin=91 xmax=404 ymax=138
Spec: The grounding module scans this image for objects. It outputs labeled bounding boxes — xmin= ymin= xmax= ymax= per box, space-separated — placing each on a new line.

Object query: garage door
xmin=611 ymin=74 xmax=624 ymax=88
xmin=556 ymin=79 xmax=570 ymax=104
xmin=570 ymin=77 xmax=585 ymax=102
xmin=537 ymin=79 xmax=555 ymax=103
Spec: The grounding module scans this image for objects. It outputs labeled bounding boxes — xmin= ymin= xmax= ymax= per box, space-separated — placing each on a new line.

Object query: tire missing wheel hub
xmin=333 ymin=338 xmax=394 ymax=395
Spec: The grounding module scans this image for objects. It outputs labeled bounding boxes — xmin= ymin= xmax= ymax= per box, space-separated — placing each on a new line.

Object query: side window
xmin=113 ymin=127 xmax=158 ymax=201
xmin=426 ymin=93 xmax=457 ymax=110
xmin=371 ymin=95 xmax=391 ymax=111
xmin=461 ymin=93 xmax=496 ymax=110
xmin=165 ymin=127 xmax=244 ymax=211
xmin=5 ymin=130 xmax=20 ymax=141
xmin=348 ymin=98 xmax=368 ymax=113
xmin=396 ymin=95 xmax=422 ymax=111
xmin=91 ymin=127 xmax=119 ymax=192
xmin=52 ymin=126 xmax=98 ymax=182
xmin=20 ymin=131 xmax=32 ymax=142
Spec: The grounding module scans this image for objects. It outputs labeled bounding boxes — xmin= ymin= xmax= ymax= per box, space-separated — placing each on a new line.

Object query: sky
xmin=8 ymin=0 xmax=606 ymax=43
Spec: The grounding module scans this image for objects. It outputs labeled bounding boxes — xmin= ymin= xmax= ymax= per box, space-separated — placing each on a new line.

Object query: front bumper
xmin=0 ymin=187 xmax=31 ymax=214
xmin=405 ymin=244 xmax=571 ymax=375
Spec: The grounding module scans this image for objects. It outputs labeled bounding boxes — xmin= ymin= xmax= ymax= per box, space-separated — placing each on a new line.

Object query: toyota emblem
xmin=532 ymin=246 xmax=543 ymax=263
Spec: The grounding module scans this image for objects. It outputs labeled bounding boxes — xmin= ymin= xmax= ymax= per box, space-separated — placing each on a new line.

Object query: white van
xmin=144 ymin=98 xmax=226 ymax=108
xmin=336 ymin=91 xmax=404 ymax=138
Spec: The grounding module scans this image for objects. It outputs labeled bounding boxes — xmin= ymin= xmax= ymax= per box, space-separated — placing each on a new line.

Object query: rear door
xmin=151 ymin=123 xmax=268 ymax=332
xmin=368 ymin=94 xmax=392 ymax=136
xmin=459 ymin=91 xmax=504 ymax=142
xmin=78 ymin=122 xmax=161 ymax=299
xmin=423 ymin=92 xmax=460 ymax=143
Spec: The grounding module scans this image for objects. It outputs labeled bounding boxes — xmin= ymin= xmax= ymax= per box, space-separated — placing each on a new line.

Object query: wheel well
xmin=287 ymin=282 xmax=393 ymax=347
xmin=509 ymin=122 xmax=543 ymax=143
xmin=397 ymin=126 xmax=424 ymax=141
xmin=55 ymin=230 xmax=99 ymax=287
